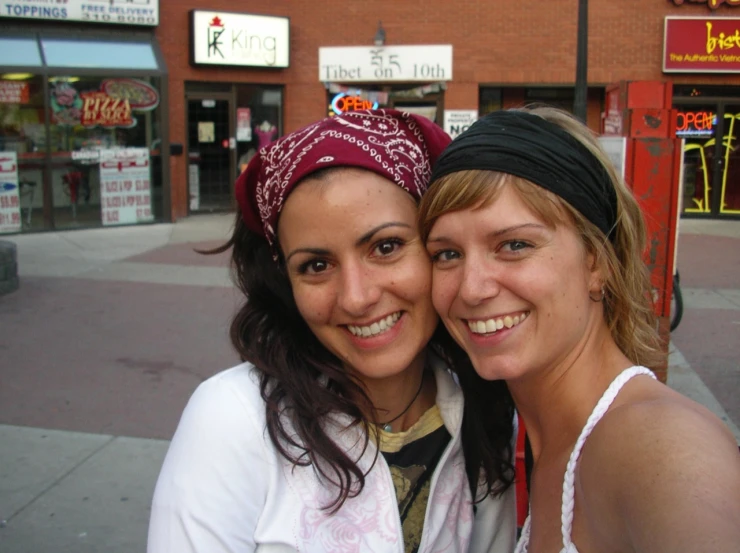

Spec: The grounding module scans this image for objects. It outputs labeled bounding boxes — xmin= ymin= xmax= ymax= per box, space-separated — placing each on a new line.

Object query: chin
xmin=469 ymin=355 xmax=523 ymax=382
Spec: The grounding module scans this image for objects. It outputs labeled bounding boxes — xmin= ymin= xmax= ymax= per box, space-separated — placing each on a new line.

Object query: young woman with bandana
xmin=147 ymin=110 xmax=517 ymax=553
xmin=419 ymin=106 xmax=740 ymax=553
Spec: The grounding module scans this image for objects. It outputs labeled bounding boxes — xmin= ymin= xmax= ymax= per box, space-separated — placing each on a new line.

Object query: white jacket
xmin=148 ymin=361 xmax=516 ymax=553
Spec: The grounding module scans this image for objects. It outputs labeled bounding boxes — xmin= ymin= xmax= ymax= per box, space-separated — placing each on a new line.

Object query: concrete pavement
xmin=0 ymin=214 xmax=738 ymax=553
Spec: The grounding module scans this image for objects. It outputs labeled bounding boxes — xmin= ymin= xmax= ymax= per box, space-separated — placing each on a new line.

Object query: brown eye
xmin=374 ymin=239 xmax=402 ymax=257
xmin=298 ymin=259 xmax=329 ymax=275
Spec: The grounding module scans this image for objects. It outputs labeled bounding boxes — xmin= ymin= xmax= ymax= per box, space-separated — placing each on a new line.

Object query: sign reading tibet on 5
xmin=1 ymin=0 xmax=159 ymax=26
xmin=190 ymin=10 xmax=290 ymax=68
xmin=319 ymin=45 xmax=453 ymax=82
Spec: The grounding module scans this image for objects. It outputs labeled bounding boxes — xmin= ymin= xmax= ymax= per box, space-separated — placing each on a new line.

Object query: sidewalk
xmin=1 ymin=214 xmax=738 ymax=553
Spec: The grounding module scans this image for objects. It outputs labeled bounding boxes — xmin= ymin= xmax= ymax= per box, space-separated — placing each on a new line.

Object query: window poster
xmin=99 ymin=148 xmax=153 ymax=225
xmin=0 ymin=152 xmax=21 ymax=233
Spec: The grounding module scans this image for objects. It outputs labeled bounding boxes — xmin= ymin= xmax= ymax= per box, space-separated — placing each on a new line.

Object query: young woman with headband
xmin=419 ymin=106 xmax=740 ymax=553
xmin=147 ymin=109 xmax=517 ymax=553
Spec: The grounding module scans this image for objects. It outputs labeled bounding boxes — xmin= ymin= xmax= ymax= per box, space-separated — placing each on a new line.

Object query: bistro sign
xmin=1 ymin=0 xmax=159 ymax=26
xmin=669 ymin=0 xmax=740 ymax=9
xmin=190 ymin=10 xmax=290 ymax=68
xmin=663 ymin=17 xmax=740 ymax=72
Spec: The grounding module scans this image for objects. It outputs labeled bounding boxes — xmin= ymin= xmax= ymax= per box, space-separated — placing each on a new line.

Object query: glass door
xmin=186 ymin=95 xmax=234 ymax=212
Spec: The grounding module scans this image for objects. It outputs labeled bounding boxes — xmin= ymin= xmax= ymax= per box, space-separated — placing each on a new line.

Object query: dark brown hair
xmin=209 ymin=209 xmax=515 ymax=509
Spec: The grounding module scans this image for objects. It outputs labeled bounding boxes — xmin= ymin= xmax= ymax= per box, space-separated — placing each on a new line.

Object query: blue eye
xmin=501 ymin=240 xmax=530 ymax=252
xmin=431 ymin=250 xmax=460 ymax=263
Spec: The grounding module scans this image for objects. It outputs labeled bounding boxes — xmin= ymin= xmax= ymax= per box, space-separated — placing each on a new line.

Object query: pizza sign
xmin=80 ymin=91 xmax=134 ymax=128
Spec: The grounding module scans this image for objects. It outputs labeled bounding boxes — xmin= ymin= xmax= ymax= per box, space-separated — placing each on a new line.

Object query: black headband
xmin=430 ymin=110 xmax=618 ymax=239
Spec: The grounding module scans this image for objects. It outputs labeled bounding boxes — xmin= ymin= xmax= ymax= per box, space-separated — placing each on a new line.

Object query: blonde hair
xmin=419 ymin=106 xmax=663 ymax=368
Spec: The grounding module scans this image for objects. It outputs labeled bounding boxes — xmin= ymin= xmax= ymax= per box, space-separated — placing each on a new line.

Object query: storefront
xmin=184 ymin=10 xmax=289 ymax=212
xmin=664 ymin=16 xmax=740 ymax=218
xmin=318 ymin=44 xmax=451 ymax=129
xmin=0 ymin=2 xmax=167 ymax=234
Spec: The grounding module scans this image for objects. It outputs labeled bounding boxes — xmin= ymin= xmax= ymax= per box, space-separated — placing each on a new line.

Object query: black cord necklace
xmin=377 ymin=372 xmax=426 ymax=432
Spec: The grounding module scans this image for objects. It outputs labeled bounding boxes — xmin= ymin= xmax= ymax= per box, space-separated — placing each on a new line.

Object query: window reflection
xmin=42 ymin=39 xmax=158 ymax=70
xmin=0 ymin=37 xmax=42 ymax=67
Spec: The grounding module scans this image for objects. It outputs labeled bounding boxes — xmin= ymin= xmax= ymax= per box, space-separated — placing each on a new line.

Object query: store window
xmin=324 ymin=83 xmax=445 ymax=125
xmin=525 ymin=88 xmax=575 ymax=112
xmin=479 ymin=88 xmax=502 ymax=116
xmin=48 ymin=76 xmax=163 ymax=229
xmin=0 ymin=75 xmax=44 ymax=232
xmin=0 ymin=31 xmax=166 ymax=234
xmin=676 ymin=101 xmax=740 ymax=217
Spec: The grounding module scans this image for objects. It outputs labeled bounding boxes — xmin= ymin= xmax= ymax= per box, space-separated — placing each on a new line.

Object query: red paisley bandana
xmin=235 ymin=109 xmax=451 ymax=256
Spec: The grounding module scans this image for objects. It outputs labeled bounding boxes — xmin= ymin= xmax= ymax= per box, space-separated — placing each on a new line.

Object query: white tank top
xmin=514 ymin=366 xmax=656 ymax=553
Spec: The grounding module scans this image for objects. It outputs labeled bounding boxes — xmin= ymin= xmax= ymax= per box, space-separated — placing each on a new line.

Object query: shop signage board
xmin=190 ymin=11 xmax=290 ymax=68
xmin=319 ymin=45 xmax=453 ymax=82
xmin=0 ymin=82 xmax=30 ymax=104
xmin=598 ymin=137 xmax=627 ymax=179
xmin=443 ymin=110 xmax=478 ymax=139
xmin=663 ymin=17 xmax=740 ymax=73
xmin=1 ymin=0 xmax=159 ymax=26
xmin=99 ymin=148 xmax=153 ymax=226
xmin=51 ymin=78 xmax=159 ymax=128
xmin=0 ymin=152 xmax=21 ymax=234
xmin=668 ymin=0 xmax=740 ymax=9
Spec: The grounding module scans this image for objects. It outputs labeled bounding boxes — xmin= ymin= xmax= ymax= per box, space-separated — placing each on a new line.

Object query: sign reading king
xmin=663 ymin=17 xmax=740 ymax=73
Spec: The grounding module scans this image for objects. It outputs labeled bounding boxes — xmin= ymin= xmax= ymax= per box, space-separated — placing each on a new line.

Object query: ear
xmin=585 ymin=247 xmax=607 ymax=295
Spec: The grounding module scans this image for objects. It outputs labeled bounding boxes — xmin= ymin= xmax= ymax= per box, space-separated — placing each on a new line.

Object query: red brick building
xmin=1 ymin=0 xmax=738 ymax=234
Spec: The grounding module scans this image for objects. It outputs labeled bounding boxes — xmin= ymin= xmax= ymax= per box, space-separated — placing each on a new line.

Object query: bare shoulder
xmin=576 ymin=379 xmax=740 ymax=552
xmin=584 ymin=380 xmax=739 ymax=468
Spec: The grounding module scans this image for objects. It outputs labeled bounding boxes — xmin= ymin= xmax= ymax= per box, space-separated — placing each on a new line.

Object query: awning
xmin=0 ymin=30 xmax=166 ymax=75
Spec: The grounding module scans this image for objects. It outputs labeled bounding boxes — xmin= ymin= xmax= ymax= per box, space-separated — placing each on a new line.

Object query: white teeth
xmin=467 ymin=312 xmax=529 ymax=335
xmin=348 ymin=312 xmax=401 ymax=338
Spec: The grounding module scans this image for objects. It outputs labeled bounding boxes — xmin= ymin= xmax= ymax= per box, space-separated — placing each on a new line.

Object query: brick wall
xmin=157 ymin=0 xmax=740 ymax=219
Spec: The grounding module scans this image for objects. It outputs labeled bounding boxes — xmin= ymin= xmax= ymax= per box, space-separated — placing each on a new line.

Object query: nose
xmin=337 ymin=260 xmax=382 ymax=316
xmin=457 ymin=253 xmax=501 ymax=306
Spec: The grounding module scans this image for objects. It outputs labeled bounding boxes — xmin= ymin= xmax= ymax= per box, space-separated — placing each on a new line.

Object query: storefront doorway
xmin=185 ymin=83 xmax=283 ymax=213
xmin=186 ymin=95 xmax=233 ymax=212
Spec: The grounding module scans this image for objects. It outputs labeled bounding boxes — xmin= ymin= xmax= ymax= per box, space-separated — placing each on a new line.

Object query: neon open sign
xmin=331 ymin=93 xmax=379 ymax=115
xmin=676 ymin=110 xmax=716 ymax=137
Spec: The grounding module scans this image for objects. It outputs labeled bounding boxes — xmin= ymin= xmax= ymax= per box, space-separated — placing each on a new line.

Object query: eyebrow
xmin=426 ymin=223 xmax=548 ymax=244
xmin=285 ymin=222 xmax=412 ymax=263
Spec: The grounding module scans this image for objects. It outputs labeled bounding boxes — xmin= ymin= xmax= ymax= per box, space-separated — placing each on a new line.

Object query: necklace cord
xmin=377 ymin=372 xmax=426 ymax=428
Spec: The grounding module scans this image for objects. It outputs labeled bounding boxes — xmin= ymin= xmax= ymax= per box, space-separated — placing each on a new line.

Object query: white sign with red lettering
xmin=99 ymin=148 xmax=153 ymax=226
xmin=0 ymin=152 xmax=21 ymax=233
